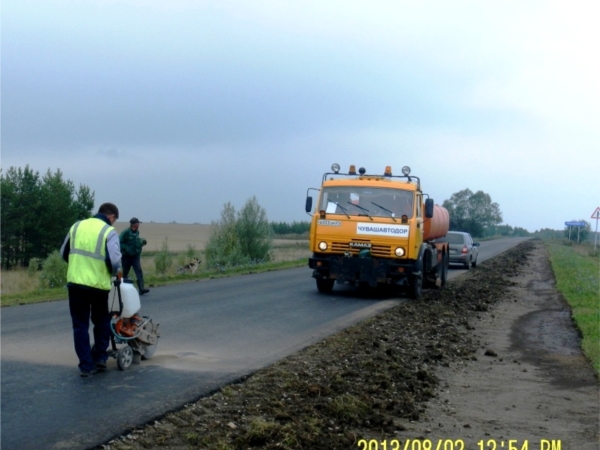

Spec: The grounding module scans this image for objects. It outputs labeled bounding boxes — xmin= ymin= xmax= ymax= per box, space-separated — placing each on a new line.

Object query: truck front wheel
xmin=409 ymin=275 xmax=422 ymax=299
xmin=316 ymin=278 xmax=335 ymax=293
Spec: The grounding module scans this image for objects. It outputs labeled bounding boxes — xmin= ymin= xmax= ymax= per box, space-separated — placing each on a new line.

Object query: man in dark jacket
xmin=119 ymin=217 xmax=149 ymax=295
xmin=60 ymin=202 xmax=122 ymax=377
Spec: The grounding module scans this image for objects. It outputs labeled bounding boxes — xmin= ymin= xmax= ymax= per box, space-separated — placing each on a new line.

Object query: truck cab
xmin=306 ymin=164 xmax=449 ymax=299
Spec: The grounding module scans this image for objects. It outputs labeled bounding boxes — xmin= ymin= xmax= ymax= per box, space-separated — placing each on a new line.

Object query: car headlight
xmin=318 ymin=241 xmax=328 ymax=251
xmin=394 ymin=247 xmax=405 ymax=257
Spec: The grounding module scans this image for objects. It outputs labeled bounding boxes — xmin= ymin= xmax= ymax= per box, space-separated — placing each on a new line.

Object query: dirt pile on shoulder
xmin=102 ymin=241 xmax=534 ymax=450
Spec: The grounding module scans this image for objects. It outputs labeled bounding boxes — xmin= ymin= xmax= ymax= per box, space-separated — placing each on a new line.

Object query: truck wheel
xmin=423 ymin=251 xmax=440 ymax=289
xmin=440 ymin=253 xmax=448 ymax=287
xmin=409 ymin=276 xmax=422 ymax=299
xmin=316 ymin=278 xmax=334 ymax=293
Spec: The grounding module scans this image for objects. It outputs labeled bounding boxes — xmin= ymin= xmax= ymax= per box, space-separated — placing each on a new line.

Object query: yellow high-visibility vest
xmin=67 ymin=218 xmax=114 ymax=290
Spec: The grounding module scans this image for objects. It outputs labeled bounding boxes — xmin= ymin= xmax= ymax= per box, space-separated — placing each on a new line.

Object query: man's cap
xmin=130 ymin=217 xmax=142 ymax=224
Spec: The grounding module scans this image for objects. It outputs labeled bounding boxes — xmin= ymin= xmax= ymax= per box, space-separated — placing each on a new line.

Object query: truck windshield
xmin=319 ymin=187 xmax=414 ymax=219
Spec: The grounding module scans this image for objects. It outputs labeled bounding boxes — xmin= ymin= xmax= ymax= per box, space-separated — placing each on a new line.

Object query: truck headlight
xmin=318 ymin=241 xmax=328 ymax=251
xmin=395 ymin=247 xmax=405 ymax=257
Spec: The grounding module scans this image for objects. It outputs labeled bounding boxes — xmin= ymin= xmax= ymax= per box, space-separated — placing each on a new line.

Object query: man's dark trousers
xmin=122 ymin=254 xmax=145 ymax=291
xmin=68 ymin=285 xmax=111 ymax=373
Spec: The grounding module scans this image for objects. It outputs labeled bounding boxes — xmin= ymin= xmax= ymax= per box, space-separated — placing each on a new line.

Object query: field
xmin=113 ymin=222 xmax=214 ymax=252
xmin=113 ymin=221 xmax=306 ymax=254
xmin=113 ymin=221 xmax=310 ymax=277
xmin=0 ymin=222 xmax=310 ymax=304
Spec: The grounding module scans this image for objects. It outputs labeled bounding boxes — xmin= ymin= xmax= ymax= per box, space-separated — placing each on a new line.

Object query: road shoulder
xmin=407 ymin=241 xmax=599 ymax=449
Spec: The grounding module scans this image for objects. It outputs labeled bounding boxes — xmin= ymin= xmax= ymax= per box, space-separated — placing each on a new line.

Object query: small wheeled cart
xmin=108 ymin=277 xmax=160 ymax=370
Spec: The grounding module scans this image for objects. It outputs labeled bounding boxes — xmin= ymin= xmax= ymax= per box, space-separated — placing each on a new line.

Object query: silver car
xmin=442 ymin=231 xmax=480 ymax=269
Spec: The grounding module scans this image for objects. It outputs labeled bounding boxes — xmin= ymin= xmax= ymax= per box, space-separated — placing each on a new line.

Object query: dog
xmin=177 ymin=257 xmax=201 ymax=274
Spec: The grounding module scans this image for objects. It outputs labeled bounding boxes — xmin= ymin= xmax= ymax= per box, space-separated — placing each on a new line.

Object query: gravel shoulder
xmin=101 ymin=239 xmax=599 ymax=450
xmin=408 ymin=240 xmax=599 ymax=449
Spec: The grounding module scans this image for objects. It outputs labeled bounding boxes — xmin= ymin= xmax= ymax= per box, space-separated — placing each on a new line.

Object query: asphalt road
xmin=0 ymin=237 xmax=529 ymax=450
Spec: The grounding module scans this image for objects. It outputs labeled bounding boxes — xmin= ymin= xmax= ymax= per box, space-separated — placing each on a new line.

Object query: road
xmin=0 ymin=237 xmax=528 ymax=450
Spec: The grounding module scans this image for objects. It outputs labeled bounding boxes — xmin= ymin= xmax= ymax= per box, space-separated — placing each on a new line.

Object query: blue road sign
xmin=565 ymin=221 xmax=586 ymax=227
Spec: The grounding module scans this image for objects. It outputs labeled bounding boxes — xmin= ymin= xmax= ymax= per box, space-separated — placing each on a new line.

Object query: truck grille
xmin=331 ymin=241 xmax=392 ymax=258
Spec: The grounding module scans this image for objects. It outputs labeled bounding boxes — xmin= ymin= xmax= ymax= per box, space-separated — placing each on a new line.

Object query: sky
xmin=2 ymin=0 xmax=599 ymax=232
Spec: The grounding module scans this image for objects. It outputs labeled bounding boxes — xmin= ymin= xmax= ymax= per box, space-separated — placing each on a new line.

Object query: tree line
xmin=1 ymin=166 xmax=94 ymax=269
xmin=270 ymin=221 xmax=310 ymax=235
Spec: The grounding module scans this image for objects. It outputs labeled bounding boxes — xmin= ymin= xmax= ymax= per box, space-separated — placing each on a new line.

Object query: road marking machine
xmin=107 ymin=276 xmax=160 ymax=370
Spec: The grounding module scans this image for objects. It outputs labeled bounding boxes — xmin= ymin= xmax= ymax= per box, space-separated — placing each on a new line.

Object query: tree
xmin=236 ymin=196 xmax=273 ymax=262
xmin=74 ymin=184 xmax=95 ymax=221
xmin=37 ymin=169 xmax=78 ymax=258
xmin=205 ymin=197 xmax=273 ymax=269
xmin=0 ymin=165 xmax=95 ymax=268
xmin=512 ymin=227 xmax=530 ymax=237
xmin=1 ymin=166 xmax=43 ymax=268
xmin=204 ymin=202 xmax=246 ymax=268
xmin=491 ymin=224 xmax=530 ymax=237
xmin=495 ymin=224 xmax=513 ymax=236
xmin=442 ymin=188 xmax=502 ymax=238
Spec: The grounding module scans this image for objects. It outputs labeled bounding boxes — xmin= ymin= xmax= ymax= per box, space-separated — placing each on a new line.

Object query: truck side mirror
xmin=425 ymin=198 xmax=434 ymax=218
xmin=305 ymin=196 xmax=313 ymax=213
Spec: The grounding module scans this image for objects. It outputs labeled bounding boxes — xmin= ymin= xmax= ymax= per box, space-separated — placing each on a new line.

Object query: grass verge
xmin=0 ymin=258 xmax=307 ymax=307
xmin=545 ymin=239 xmax=600 ymax=373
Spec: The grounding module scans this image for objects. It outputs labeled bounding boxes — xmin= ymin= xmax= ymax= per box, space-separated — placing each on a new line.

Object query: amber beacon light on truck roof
xmin=323 ymin=163 xmax=420 ymax=187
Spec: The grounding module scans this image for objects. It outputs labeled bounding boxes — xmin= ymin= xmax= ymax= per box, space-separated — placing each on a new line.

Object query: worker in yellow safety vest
xmin=60 ymin=202 xmax=122 ymax=377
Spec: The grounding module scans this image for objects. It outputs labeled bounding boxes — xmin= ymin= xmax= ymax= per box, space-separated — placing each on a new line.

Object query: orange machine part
xmin=423 ymin=204 xmax=450 ymax=241
xmin=115 ymin=314 xmax=142 ymax=337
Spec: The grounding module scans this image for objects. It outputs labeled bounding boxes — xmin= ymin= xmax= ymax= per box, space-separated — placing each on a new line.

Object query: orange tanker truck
xmin=305 ymin=164 xmax=450 ymax=299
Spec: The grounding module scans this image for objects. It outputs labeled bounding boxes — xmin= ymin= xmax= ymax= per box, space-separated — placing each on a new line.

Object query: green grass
xmin=545 ymin=240 xmax=600 ymax=373
xmin=1 ymin=287 xmax=71 ymax=306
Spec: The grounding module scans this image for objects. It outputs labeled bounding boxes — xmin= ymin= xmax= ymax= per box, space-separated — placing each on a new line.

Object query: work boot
xmin=137 ymin=280 xmax=149 ymax=295
xmin=80 ymin=368 xmax=98 ymax=378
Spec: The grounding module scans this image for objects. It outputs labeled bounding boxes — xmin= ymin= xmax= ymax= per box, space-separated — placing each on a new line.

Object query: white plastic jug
xmin=108 ymin=279 xmax=141 ymax=318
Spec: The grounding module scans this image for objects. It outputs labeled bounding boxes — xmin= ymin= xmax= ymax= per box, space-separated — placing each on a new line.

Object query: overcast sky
xmin=2 ymin=0 xmax=599 ymax=232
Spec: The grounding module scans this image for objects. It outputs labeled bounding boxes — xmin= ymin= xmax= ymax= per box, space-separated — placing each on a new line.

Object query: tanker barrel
xmin=423 ymin=204 xmax=450 ymax=241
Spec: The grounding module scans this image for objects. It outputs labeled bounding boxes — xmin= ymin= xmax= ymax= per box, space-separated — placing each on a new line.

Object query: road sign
xmin=591 ymin=207 xmax=600 ymax=219
xmin=565 ymin=221 xmax=586 ymax=227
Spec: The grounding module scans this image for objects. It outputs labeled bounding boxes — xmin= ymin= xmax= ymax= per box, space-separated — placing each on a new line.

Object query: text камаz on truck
xmin=305 ymin=164 xmax=450 ymax=299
